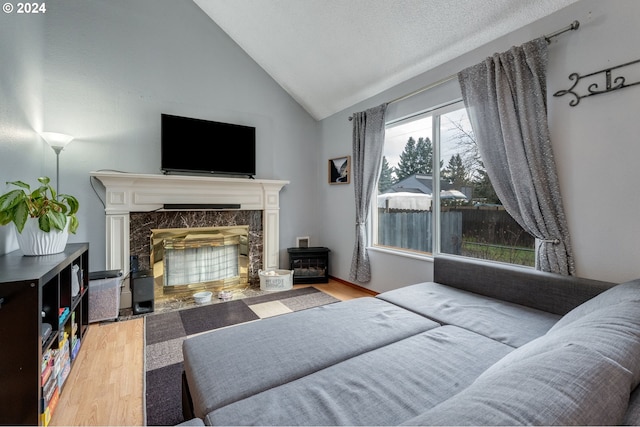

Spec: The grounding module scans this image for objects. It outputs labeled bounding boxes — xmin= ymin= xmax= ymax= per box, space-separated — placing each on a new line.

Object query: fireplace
xmin=129 ymin=210 xmax=262 ymax=283
xmin=148 ymin=225 xmax=250 ymax=303
xmin=158 ymin=226 xmax=247 ymax=287
xmin=90 ymin=171 xmax=289 ymax=309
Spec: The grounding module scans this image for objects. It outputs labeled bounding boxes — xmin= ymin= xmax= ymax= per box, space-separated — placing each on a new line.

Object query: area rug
xmin=144 ymin=286 xmax=339 ymax=426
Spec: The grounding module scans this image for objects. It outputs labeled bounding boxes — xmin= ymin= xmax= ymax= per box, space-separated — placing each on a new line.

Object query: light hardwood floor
xmin=50 ymin=279 xmax=372 ymax=426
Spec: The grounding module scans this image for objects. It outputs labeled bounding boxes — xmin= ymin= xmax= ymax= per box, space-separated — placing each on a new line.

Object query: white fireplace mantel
xmin=90 ymin=171 xmax=289 ymax=274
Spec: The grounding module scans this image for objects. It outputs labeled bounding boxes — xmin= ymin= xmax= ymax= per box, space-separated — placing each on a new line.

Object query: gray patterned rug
xmin=144 ymin=287 xmax=339 ymax=425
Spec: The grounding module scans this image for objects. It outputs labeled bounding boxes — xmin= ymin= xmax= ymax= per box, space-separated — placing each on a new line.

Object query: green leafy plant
xmin=0 ymin=177 xmax=79 ymax=234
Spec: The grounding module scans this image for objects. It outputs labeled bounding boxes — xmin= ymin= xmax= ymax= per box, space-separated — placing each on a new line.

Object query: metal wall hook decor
xmin=553 ymin=58 xmax=640 ymax=106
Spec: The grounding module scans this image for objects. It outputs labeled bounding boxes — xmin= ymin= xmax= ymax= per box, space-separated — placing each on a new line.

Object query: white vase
xmin=14 ymin=217 xmax=70 ymax=256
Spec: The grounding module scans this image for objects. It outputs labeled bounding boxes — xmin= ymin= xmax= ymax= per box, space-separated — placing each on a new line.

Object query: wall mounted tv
xmin=161 ymin=113 xmax=256 ymax=177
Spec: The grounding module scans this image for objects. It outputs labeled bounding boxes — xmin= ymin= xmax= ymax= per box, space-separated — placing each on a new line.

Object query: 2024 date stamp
xmin=3 ymin=2 xmax=47 ymax=13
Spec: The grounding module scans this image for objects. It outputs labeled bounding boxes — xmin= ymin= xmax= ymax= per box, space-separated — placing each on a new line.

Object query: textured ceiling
xmin=193 ymin=0 xmax=580 ymax=120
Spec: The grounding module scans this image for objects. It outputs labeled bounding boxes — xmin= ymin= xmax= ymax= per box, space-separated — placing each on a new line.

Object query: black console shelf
xmin=0 ymin=243 xmax=89 ymax=426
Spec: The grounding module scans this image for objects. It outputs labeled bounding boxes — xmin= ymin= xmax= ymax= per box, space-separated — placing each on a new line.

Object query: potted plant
xmin=0 ymin=176 xmax=79 ymax=255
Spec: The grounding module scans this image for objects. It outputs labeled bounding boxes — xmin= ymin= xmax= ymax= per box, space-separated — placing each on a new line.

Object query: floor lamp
xmin=40 ymin=132 xmax=74 ymax=197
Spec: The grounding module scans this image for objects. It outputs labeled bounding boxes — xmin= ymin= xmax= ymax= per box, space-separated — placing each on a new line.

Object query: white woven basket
xmin=258 ymin=269 xmax=294 ymax=291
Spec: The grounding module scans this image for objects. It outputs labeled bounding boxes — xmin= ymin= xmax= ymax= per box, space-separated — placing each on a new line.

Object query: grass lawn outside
xmin=461 ymin=240 xmax=535 ymax=267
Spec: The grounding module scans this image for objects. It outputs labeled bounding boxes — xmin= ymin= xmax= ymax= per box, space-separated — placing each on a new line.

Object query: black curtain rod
xmin=348 ymin=20 xmax=580 ymax=121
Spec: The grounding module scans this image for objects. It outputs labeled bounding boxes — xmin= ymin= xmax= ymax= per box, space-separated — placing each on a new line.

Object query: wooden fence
xmin=377 ymin=210 xmax=461 ymax=254
xmin=377 ymin=206 xmax=534 ymax=255
xmin=454 ymin=206 xmax=535 ymax=248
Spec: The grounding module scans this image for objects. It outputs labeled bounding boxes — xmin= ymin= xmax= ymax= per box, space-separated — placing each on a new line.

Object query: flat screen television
xmin=161 ymin=113 xmax=256 ymax=177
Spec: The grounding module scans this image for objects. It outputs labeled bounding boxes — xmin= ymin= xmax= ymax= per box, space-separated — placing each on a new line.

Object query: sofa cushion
xmin=548 ymin=279 xmax=640 ymax=333
xmin=623 ymin=385 xmax=640 ymax=425
xmin=183 ymin=297 xmax=439 ymax=418
xmin=433 ymin=255 xmax=615 ymax=315
xmin=484 ymin=299 xmax=640 ymax=389
xmin=377 ymin=282 xmax=560 ymax=347
xmin=402 ymin=343 xmax=632 ymax=426
xmin=206 ymin=326 xmax=513 ymax=426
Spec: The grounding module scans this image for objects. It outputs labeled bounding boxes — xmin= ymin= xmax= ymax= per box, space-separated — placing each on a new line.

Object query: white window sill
xmin=367 ymin=246 xmax=434 ymax=262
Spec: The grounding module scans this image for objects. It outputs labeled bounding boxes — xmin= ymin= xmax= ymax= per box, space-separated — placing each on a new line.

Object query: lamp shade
xmin=41 ymin=132 xmax=74 ymax=150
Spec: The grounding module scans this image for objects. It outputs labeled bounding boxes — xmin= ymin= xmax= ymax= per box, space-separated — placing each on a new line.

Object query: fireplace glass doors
xmin=151 ymin=225 xmax=249 ymax=302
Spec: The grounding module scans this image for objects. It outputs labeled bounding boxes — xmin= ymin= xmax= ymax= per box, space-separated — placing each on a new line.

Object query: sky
xmin=383 ymin=107 xmax=472 ymax=173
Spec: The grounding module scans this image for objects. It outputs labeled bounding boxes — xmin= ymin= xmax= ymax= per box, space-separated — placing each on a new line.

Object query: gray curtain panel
xmin=350 ymin=103 xmax=387 ymax=283
xmin=457 ymin=37 xmax=575 ymax=275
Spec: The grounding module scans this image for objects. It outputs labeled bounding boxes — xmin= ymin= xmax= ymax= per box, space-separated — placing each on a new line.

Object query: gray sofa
xmin=181 ymin=255 xmax=640 ymax=425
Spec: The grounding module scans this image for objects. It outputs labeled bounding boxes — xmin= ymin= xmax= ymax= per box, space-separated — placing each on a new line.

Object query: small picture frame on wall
xmin=296 ymin=236 xmax=310 ymax=248
xmin=328 ymin=155 xmax=351 ymax=184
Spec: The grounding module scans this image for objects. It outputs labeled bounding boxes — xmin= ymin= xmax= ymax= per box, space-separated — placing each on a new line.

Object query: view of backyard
xmin=376 ymin=102 xmax=535 ymax=267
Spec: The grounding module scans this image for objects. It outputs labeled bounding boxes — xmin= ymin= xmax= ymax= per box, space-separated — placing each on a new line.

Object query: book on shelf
xmin=58 ymin=307 xmax=70 ymax=325
xmin=71 ymin=337 xmax=81 ymax=360
xmin=43 ymin=368 xmax=57 ymax=400
xmin=40 ymin=407 xmax=50 ymax=427
xmin=41 ymin=323 xmax=52 ymax=343
xmin=57 ymin=333 xmax=71 ymax=388
xmin=41 ymin=362 xmax=53 ymax=387
xmin=40 ymin=387 xmax=59 ymax=427
xmin=57 ymin=358 xmax=71 ymax=389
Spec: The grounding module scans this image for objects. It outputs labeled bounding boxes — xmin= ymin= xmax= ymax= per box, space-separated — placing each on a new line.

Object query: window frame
xmin=372 ymin=97 xmax=535 ymax=267
xmin=370 ymin=98 xmax=464 ymax=259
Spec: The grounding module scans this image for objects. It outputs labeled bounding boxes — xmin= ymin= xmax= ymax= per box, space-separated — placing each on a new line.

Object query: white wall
xmin=0 ymin=11 xmax=46 ymax=254
xmin=546 ymin=0 xmax=640 ymax=284
xmin=0 ymin=0 xmax=321 ymax=269
xmin=319 ymin=0 xmax=640 ymax=290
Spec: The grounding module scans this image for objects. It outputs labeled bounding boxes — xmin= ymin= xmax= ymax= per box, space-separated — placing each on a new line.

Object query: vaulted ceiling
xmin=193 ymin=0 xmax=580 ymax=120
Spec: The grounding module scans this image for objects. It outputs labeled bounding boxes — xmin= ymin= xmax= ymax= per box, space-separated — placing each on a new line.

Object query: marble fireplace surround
xmin=90 ymin=171 xmax=289 ymax=308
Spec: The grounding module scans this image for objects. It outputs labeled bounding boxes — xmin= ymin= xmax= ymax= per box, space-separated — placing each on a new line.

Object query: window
xmin=374 ymin=101 xmax=535 ymax=266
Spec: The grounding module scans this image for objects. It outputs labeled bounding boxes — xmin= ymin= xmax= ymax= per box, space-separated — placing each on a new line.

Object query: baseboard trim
xmin=329 ymin=275 xmax=378 ymax=296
